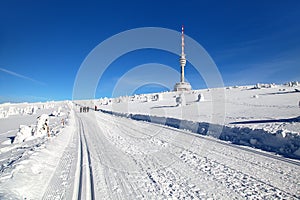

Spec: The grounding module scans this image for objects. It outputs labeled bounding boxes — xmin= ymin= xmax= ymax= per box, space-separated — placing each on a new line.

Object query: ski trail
xmin=73 ymin=116 xmax=95 ymax=200
xmin=90 ymin=111 xmax=300 ymax=199
xmin=42 ymin=107 xmax=300 ymax=199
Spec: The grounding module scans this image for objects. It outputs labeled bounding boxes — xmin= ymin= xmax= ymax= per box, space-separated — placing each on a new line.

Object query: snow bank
xmin=254 ymin=83 xmax=276 ymax=89
xmin=285 ymin=81 xmax=299 ymax=87
xmin=49 ymin=106 xmax=65 ymax=117
xmin=99 ymin=109 xmax=300 ymax=159
xmin=13 ymin=125 xmax=34 ymax=144
xmin=23 ymin=106 xmax=38 ymax=115
xmin=0 ymin=105 xmax=38 ymax=118
xmin=0 ymin=109 xmax=8 ymax=118
xmin=0 ymin=109 xmax=75 ymax=199
xmin=176 ymin=94 xmax=186 ymax=106
xmin=13 ymin=114 xmax=49 ymax=144
xmin=34 ymin=114 xmax=49 ymax=136
xmin=0 ymin=101 xmax=63 ymax=119
xmin=7 ymin=107 xmax=19 ymax=116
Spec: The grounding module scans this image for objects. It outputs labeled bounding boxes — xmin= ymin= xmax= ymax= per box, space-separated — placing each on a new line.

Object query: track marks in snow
xmin=42 ymin=115 xmax=96 ymax=200
xmin=180 ymin=150 xmax=299 ymax=199
xmin=81 ymin=116 xmax=141 ymax=199
xmin=73 ymin=117 xmax=95 ymax=200
xmin=42 ymin=126 xmax=77 ymax=199
xmin=93 ymin=111 xmax=300 ymax=199
xmin=90 ymin=113 xmax=226 ymax=198
xmin=49 ymin=110 xmax=298 ymax=199
xmin=193 ymin=142 xmax=300 ymax=196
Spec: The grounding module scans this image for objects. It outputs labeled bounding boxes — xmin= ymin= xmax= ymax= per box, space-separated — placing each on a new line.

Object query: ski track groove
xmin=43 ymin=113 xmax=96 ymax=200
xmin=42 ymin=128 xmax=77 ymax=199
xmin=120 ymin=126 xmax=297 ymax=199
xmin=76 ymin=116 xmax=95 ymax=200
xmin=86 ymin=120 xmax=143 ymax=200
xmin=97 ymin=113 xmax=232 ymax=199
xmin=95 ymin=111 xmax=299 ymax=199
xmin=95 ymin=113 xmax=235 ymax=198
xmin=40 ymin=108 xmax=299 ymax=199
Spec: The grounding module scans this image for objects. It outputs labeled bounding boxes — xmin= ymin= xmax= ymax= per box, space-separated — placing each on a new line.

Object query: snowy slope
xmin=0 ymin=84 xmax=299 ymax=199
xmin=1 ymin=108 xmax=299 ymax=199
xmin=97 ymin=84 xmax=300 ymax=158
xmin=98 ymin=84 xmax=300 ymax=133
xmin=0 ymin=101 xmax=73 ymax=198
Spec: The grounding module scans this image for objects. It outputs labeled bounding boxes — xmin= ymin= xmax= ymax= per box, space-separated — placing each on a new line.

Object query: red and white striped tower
xmin=174 ymin=25 xmax=192 ymax=91
xmin=180 ymin=25 xmax=187 ymax=83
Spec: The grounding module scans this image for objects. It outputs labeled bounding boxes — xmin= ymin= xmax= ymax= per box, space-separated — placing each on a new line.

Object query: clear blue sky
xmin=0 ymin=0 xmax=299 ymax=102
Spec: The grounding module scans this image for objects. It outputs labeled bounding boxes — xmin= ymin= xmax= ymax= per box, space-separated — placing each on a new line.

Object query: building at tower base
xmin=174 ymin=81 xmax=192 ymax=91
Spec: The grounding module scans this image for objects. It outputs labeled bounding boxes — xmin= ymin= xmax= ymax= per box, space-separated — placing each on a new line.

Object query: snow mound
xmin=49 ymin=106 xmax=65 ymax=117
xmin=13 ymin=125 xmax=34 ymax=144
xmin=7 ymin=107 xmax=19 ymax=116
xmin=176 ymin=94 xmax=186 ymax=106
xmin=34 ymin=114 xmax=49 ymax=136
xmin=254 ymin=83 xmax=276 ymax=89
xmin=13 ymin=114 xmax=50 ymax=144
xmin=0 ymin=109 xmax=8 ymax=118
xmin=285 ymin=81 xmax=299 ymax=87
xmin=0 ymin=104 xmax=39 ymax=118
xmin=100 ymin=109 xmax=300 ymax=159
xmin=23 ymin=106 xmax=38 ymax=115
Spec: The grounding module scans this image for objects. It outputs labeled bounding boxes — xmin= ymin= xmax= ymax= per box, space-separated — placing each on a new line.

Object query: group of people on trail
xmin=80 ymin=106 xmax=89 ymax=113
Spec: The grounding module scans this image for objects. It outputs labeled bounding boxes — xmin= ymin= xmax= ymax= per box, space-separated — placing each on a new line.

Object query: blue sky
xmin=0 ymin=0 xmax=299 ymax=102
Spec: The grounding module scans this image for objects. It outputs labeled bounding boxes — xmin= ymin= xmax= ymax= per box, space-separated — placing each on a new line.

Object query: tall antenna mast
xmin=174 ymin=25 xmax=192 ymax=91
xmin=179 ymin=25 xmax=187 ymax=82
xmin=181 ymin=25 xmax=185 ymax=56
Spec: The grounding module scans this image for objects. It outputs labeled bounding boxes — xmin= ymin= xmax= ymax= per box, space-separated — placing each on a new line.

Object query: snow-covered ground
xmin=0 ymin=101 xmax=72 ymax=198
xmin=98 ymin=84 xmax=300 ymax=133
xmin=97 ymin=84 xmax=300 ymax=158
xmin=0 ymin=84 xmax=299 ymax=199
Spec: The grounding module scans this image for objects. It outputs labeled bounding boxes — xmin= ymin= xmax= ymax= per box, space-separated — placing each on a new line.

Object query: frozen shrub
xmin=13 ymin=125 xmax=34 ymax=144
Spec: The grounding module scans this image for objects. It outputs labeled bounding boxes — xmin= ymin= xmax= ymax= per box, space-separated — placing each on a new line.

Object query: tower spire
xmin=180 ymin=25 xmax=187 ymax=82
xmin=174 ymin=25 xmax=192 ymax=92
xmin=181 ymin=25 xmax=185 ymax=56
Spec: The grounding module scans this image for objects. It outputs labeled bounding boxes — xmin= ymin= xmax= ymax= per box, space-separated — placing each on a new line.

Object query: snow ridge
xmin=99 ymin=109 xmax=300 ymax=160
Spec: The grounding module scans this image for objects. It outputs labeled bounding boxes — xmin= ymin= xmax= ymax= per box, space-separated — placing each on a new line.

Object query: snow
xmin=0 ymin=109 xmax=75 ymax=199
xmin=96 ymin=84 xmax=300 ymax=158
xmin=13 ymin=125 xmax=33 ymax=144
xmin=0 ymin=84 xmax=299 ymax=199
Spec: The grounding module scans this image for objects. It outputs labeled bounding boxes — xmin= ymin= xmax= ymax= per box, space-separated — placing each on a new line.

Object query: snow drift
xmin=99 ymin=109 xmax=300 ymax=159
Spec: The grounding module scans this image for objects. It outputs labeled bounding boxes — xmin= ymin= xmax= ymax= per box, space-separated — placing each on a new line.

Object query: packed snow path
xmin=42 ymin=108 xmax=300 ymax=199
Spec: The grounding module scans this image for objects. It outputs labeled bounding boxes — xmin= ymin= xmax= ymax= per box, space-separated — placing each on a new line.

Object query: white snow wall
xmin=99 ymin=109 xmax=300 ymax=160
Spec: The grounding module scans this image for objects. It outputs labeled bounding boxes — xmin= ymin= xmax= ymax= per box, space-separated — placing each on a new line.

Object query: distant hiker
xmin=197 ymin=93 xmax=204 ymax=102
xmin=61 ymin=118 xmax=65 ymax=126
xmin=298 ymin=100 xmax=300 ymax=108
xmin=83 ymin=107 xmax=86 ymax=112
xmin=80 ymin=107 xmax=82 ymax=113
xmin=95 ymin=105 xmax=97 ymax=111
xmin=87 ymin=107 xmax=89 ymax=112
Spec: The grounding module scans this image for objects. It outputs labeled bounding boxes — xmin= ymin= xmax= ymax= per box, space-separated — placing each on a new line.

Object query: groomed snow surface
xmin=0 ymin=84 xmax=299 ymax=199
